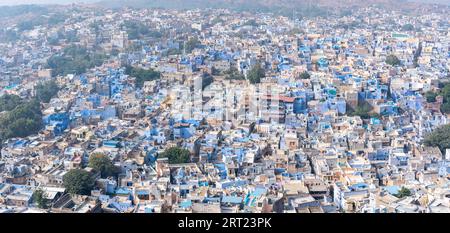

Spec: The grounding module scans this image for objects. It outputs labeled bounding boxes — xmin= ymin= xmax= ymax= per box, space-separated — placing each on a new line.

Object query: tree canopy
xmin=247 ymin=63 xmax=265 ymax=84
xmin=413 ymin=42 xmax=422 ymax=67
xmin=385 ymin=55 xmax=401 ymax=66
xmin=225 ymin=67 xmax=245 ymax=80
xmin=0 ymin=29 xmax=19 ymax=43
xmin=0 ymin=94 xmax=23 ymax=112
xmin=33 ymin=188 xmax=49 ymax=209
xmin=425 ymin=91 xmax=438 ymax=103
xmin=202 ymin=73 xmax=214 ymax=90
xmin=35 ymin=80 xmax=60 ymax=103
xmin=395 ymin=187 xmax=412 ymax=198
xmin=401 ymin=23 xmax=415 ymax=31
xmin=159 ymin=147 xmax=191 ymax=164
xmin=0 ymin=90 xmax=62 ymax=144
xmin=125 ymin=66 xmax=161 ymax=89
xmin=47 ymin=45 xmax=107 ymax=76
xmin=243 ymin=19 xmax=258 ymax=27
xmin=347 ymin=101 xmax=379 ymax=119
xmin=63 ymin=169 xmax=95 ymax=195
xmin=423 ymin=124 xmax=450 ymax=153
xmin=88 ymin=153 xmax=119 ymax=178
xmin=0 ymin=98 xmax=43 ymax=144
xmin=121 ymin=20 xmax=162 ymax=40
xmin=425 ymin=83 xmax=450 ymax=114
xmin=183 ymin=37 xmax=201 ymax=53
xmin=299 ymin=71 xmax=311 ymax=79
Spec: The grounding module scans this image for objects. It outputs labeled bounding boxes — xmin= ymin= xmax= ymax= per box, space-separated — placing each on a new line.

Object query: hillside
xmin=96 ymin=0 xmax=418 ymax=17
xmin=98 ymin=0 xmax=404 ymax=10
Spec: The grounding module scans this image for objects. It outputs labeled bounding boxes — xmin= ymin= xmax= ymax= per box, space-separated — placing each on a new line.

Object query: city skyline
xmin=0 ymin=0 xmax=449 ymax=218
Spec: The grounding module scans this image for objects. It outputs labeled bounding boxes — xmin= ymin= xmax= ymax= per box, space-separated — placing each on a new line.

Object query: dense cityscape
xmin=0 ymin=1 xmax=449 ymax=214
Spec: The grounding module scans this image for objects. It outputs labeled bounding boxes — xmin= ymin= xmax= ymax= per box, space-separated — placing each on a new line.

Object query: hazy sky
xmin=0 ymin=0 xmax=98 ymax=5
xmin=412 ymin=0 xmax=450 ymax=4
xmin=0 ymin=0 xmax=449 ymax=6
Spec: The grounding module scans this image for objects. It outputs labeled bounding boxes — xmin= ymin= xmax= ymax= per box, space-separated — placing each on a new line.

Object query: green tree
xmin=88 ymin=153 xmax=119 ymax=178
xmin=211 ymin=17 xmax=224 ymax=25
xmin=166 ymin=48 xmax=182 ymax=56
xmin=243 ymin=19 xmax=258 ymax=27
xmin=63 ymin=169 xmax=95 ymax=195
xmin=299 ymin=71 xmax=311 ymax=79
xmin=401 ymin=23 xmax=415 ymax=31
xmin=441 ymin=102 xmax=450 ymax=113
xmin=122 ymin=20 xmax=151 ymax=40
xmin=211 ymin=66 xmax=220 ymax=76
xmin=89 ymin=21 xmax=102 ymax=35
xmin=33 ymin=188 xmax=49 ymax=209
xmin=395 ymin=187 xmax=412 ymax=198
xmin=47 ymin=45 xmax=107 ymax=76
xmin=202 ymin=73 xmax=214 ymax=90
xmin=7 ymin=118 xmax=42 ymax=138
xmin=225 ymin=67 xmax=245 ymax=80
xmin=386 ymin=55 xmax=401 ymax=66
xmin=0 ymin=94 xmax=23 ymax=112
xmin=35 ymin=80 xmax=60 ymax=103
xmin=288 ymin=27 xmax=304 ymax=35
xmin=413 ymin=42 xmax=422 ymax=67
xmin=0 ymin=29 xmax=19 ymax=43
xmin=425 ymin=91 xmax=438 ymax=103
xmin=347 ymin=102 xmax=377 ymax=119
xmin=0 ymin=98 xmax=43 ymax=143
xmin=160 ymin=147 xmax=191 ymax=164
xmin=184 ymin=37 xmax=201 ymax=53
xmin=436 ymin=83 xmax=450 ymax=114
xmin=125 ymin=66 xmax=161 ymax=89
xmin=17 ymin=21 xmax=34 ymax=31
xmin=247 ymin=63 xmax=265 ymax=84
xmin=423 ymin=124 xmax=450 ymax=153
xmin=48 ymin=37 xmax=60 ymax=46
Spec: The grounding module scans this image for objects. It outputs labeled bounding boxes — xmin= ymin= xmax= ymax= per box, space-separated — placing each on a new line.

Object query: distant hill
xmin=0 ymin=0 xmax=99 ymax=6
xmin=98 ymin=0 xmax=403 ymax=9
xmin=2 ymin=0 xmax=448 ymax=8
xmin=96 ymin=0 xmax=418 ymax=17
xmin=409 ymin=0 xmax=450 ymax=5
